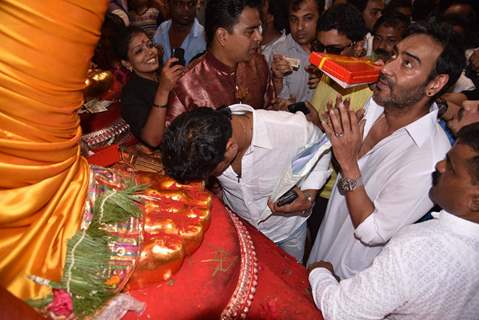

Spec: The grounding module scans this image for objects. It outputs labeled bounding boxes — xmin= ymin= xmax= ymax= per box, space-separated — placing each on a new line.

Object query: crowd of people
xmin=101 ymin=0 xmax=479 ymax=318
xmin=1 ymin=0 xmax=479 ymax=319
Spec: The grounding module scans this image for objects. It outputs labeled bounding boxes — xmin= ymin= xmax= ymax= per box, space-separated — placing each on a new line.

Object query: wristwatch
xmin=337 ymin=175 xmax=363 ymax=195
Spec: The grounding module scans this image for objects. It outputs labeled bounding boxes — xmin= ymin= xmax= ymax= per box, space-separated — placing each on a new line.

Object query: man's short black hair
xmin=405 ymin=21 xmax=466 ymax=97
xmin=93 ymin=13 xmax=128 ymax=69
xmin=438 ymin=0 xmax=479 ymax=16
xmin=160 ymin=108 xmax=233 ymax=184
xmin=204 ymin=0 xmax=263 ymax=47
xmin=288 ymin=0 xmax=325 ymax=13
xmin=438 ymin=0 xmax=479 ymax=48
xmin=347 ymin=0 xmax=369 ymax=13
xmin=412 ymin=0 xmax=437 ymax=22
xmin=372 ymin=12 xmax=410 ymax=37
xmin=385 ymin=0 xmax=412 ymax=13
xmin=317 ymin=3 xmax=368 ymax=42
xmin=267 ymin=0 xmax=289 ymax=33
xmin=457 ymin=123 xmax=479 ymax=185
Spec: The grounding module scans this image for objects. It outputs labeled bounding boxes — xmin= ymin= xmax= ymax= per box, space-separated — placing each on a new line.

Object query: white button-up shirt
xmin=307 ymin=98 xmax=451 ymax=278
xmin=309 ymin=210 xmax=479 ymax=320
xmin=219 ymin=104 xmax=331 ymax=243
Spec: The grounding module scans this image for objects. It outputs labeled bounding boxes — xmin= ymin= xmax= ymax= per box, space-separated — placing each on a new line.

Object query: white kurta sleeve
xmin=354 ymin=157 xmax=435 ymax=245
xmin=309 ymin=243 xmax=408 ymax=320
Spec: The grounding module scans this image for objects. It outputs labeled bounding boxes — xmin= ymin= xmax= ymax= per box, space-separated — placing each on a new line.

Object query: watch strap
xmin=338 ymin=175 xmax=363 ymax=195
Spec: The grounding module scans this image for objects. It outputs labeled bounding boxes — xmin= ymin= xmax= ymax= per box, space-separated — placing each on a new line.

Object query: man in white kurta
xmin=308 ymin=124 xmax=479 ymax=319
xmin=310 ymin=209 xmax=479 ymax=319
xmin=307 ymin=22 xmax=465 ymax=278
xmin=307 ymin=98 xmax=450 ymax=278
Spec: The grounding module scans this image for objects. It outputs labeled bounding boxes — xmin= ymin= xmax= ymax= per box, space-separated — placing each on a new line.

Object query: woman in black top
xmin=117 ymin=26 xmax=184 ymax=147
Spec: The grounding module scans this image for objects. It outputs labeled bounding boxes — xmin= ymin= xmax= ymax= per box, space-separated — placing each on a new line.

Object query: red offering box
xmin=310 ymin=52 xmax=381 ymax=85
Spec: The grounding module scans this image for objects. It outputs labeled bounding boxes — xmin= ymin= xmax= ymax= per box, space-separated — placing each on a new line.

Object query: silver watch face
xmin=338 ymin=177 xmax=361 ymax=194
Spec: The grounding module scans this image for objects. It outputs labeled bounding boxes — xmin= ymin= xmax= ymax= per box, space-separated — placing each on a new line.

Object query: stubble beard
xmin=374 ymin=76 xmax=428 ymax=112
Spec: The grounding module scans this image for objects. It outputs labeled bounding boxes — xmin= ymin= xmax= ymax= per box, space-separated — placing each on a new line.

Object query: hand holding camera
xmin=158 ymin=56 xmax=185 ymax=94
xmin=171 ymin=47 xmax=185 ymax=66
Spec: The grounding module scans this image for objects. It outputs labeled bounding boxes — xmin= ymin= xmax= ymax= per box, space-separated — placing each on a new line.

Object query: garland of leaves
xmin=29 ymin=182 xmax=147 ymax=319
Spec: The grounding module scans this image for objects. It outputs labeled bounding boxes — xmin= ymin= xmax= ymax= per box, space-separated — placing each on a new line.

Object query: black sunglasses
xmin=312 ymin=40 xmax=355 ymax=55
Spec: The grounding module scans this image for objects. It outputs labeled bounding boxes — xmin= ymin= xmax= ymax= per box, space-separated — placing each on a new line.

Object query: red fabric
xmin=80 ymin=102 xmax=121 ymax=134
xmin=86 ymin=144 xmax=121 ymax=166
xmin=80 ymin=101 xmax=137 ymax=147
xmin=0 ymin=286 xmax=44 ymax=320
xmin=125 ymin=197 xmax=239 ymax=318
xmin=243 ymin=222 xmax=323 ymax=319
xmin=310 ymin=52 xmax=380 ymax=84
xmin=166 ymin=52 xmax=275 ymax=124
xmin=125 ymin=197 xmax=323 ymax=319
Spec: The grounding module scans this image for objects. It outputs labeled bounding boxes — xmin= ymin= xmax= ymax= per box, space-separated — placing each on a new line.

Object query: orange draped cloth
xmin=0 ymin=0 xmax=107 ymax=301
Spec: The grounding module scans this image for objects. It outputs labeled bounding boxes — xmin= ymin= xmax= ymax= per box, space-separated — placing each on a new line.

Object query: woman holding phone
xmin=117 ymin=26 xmax=184 ymax=147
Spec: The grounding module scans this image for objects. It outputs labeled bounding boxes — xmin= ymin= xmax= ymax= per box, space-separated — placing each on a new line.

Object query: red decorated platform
xmin=125 ymin=197 xmax=323 ymax=320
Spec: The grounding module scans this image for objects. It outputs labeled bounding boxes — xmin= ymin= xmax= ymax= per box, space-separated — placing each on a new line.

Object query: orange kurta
xmin=0 ymin=0 xmax=107 ymax=300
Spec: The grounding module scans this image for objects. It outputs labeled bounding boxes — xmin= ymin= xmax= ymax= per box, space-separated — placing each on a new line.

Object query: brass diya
xmin=84 ymin=69 xmax=113 ymax=98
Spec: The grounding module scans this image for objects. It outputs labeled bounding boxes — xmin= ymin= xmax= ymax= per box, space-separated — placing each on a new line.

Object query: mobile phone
xmin=172 ymin=48 xmax=185 ymax=66
xmin=288 ymin=101 xmax=310 ymax=115
xmin=276 ymin=187 xmax=298 ymax=207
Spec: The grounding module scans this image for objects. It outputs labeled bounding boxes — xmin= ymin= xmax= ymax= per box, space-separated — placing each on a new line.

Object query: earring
xmin=121 ymin=61 xmax=133 ymax=72
xmin=470 ymin=195 xmax=479 ymax=212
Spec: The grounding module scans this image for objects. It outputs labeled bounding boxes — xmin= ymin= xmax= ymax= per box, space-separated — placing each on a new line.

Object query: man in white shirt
xmin=160 ymin=104 xmax=331 ymax=262
xmin=308 ymin=122 xmax=479 ymax=320
xmin=307 ymin=21 xmax=466 ymax=278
